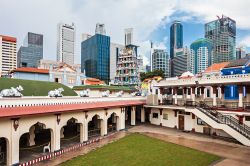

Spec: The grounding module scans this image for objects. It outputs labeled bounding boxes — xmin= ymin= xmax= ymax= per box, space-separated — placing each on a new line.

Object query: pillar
xmin=220 ymin=86 xmax=224 ymax=100
xmin=10 ymin=120 xmax=19 ymax=165
xmin=28 ymin=126 xmax=35 ymax=146
xmin=200 ymin=87 xmax=205 ymax=100
xmin=101 ymin=118 xmax=107 ymax=136
xmin=120 ymin=108 xmax=126 ymax=130
xmin=191 ymin=87 xmax=196 ymax=102
xmin=182 ymin=88 xmax=186 ymax=100
xmin=141 ymin=107 xmax=145 ymax=123
xmin=131 ymin=107 xmax=136 ymax=126
xmin=212 ymin=86 xmax=217 ymax=107
xmin=53 ymin=122 xmax=61 ymax=152
xmin=116 ymin=116 xmax=120 ymax=131
xmin=174 ymin=88 xmax=178 ymax=105
xmin=238 ymin=85 xmax=243 ymax=108
xmin=159 ymin=109 xmax=163 ymax=126
xmin=80 ymin=120 xmax=88 ymax=142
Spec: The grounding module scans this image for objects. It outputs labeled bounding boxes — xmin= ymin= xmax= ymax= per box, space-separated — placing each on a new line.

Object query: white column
xmin=80 ymin=120 xmax=88 ymax=142
xmin=141 ymin=107 xmax=145 ymax=123
xmin=101 ymin=118 xmax=107 ymax=136
xmin=10 ymin=120 xmax=20 ymax=165
xmin=212 ymin=86 xmax=217 ymax=107
xmin=174 ymin=88 xmax=178 ymax=105
xmin=120 ymin=109 xmax=125 ymax=130
xmin=116 ymin=116 xmax=120 ymax=131
xmin=238 ymin=85 xmax=243 ymax=108
xmin=159 ymin=109 xmax=163 ymax=126
xmin=131 ymin=107 xmax=136 ymax=126
xmin=191 ymin=87 xmax=195 ymax=102
xmin=28 ymin=126 xmax=35 ymax=146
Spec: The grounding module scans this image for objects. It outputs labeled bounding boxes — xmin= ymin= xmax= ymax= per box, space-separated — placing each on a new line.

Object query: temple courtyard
xmin=36 ymin=125 xmax=250 ymax=166
xmin=60 ymin=133 xmax=220 ymax=166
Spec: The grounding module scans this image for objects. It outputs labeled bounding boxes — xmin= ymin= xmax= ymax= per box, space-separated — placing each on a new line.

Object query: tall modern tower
xmin=170 ymin=21 xmax=183 ymax=77
xmin=189 ymin=38 xmax=213 ymax=74
xmin=95 ymin=23 xmax=106 ymax=35
xmin=205 ymin=16 xmax=236 ymax=63
xmin=170 ymin=21 xmax=183 ymax=59
xmin=81 ymin=24 xmax=110 ymax=84
xmin=124 ymin=28 xmax=133 ymax=46
xmin=152 ymin=49 xmax=170 ymax=78
xmin=57 ymin=22 xmax=75 ymax=66
xmin=0 ymin=35 xmax=17 ymax=76
xmin=17 ymin=32 xmax=43 ymax=68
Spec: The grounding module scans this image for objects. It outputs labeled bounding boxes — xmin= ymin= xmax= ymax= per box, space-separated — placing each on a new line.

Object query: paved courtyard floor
xmin=37 ymin=124 xmax=250 ymax=166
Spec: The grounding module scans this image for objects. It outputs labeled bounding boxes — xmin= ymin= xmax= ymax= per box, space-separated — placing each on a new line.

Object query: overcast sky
xmin=1 ymin=0 xmax=250 ymax=65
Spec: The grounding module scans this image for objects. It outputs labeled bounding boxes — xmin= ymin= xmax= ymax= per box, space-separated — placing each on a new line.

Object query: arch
xmin=107 ymin=113 xmax=120 ymax=133
xmin=0 ymin=137 xmax=9 ymax=166
xmin=19 ymin=122 xmax=54 ymax=163
xmin=87 ymin=113 xmax=103 ymax=123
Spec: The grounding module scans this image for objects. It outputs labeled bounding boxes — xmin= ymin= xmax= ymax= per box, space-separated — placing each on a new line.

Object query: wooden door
xmin=178 ymin=115 xmax=184 ymax=130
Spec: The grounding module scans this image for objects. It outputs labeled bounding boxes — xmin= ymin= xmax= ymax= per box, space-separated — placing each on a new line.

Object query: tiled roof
xmin=12 ymin=67 xmax=49 ymax=74
xmin=0 ymin=100 xmax=146 ymax=119
xmin=204 ymin=62 xmax=230 ymax=73
xmin=85 ymin=78 xmax=105 ymax=85
xmin=225 ymin=59 xmax=250 ymax=68
xmin=0 ymin=35 xmax=17 ymax=43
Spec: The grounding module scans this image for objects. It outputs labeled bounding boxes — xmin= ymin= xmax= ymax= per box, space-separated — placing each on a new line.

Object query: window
xmin=152 ymin=113 xmax=158 ymax=119
xmin=245 ymin=116 xmax=250 ymax=121
xmin=197 ymin=118 xmax=205 ymax=125
xmin=163 ymin=114 xmax=168 ymax=120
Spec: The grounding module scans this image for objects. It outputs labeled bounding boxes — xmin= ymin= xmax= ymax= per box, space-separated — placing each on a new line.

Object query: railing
xmin=195 ymin=101 xmax=250 ymax=140
xmin=88 ymin=129 xmax=101 ymax=138
xmin=108 ymin=125 xmax=116 ymax=133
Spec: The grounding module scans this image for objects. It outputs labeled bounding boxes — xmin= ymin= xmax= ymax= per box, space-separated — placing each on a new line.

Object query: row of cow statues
xmin=0 ymin=86 xmax=134 ymax=98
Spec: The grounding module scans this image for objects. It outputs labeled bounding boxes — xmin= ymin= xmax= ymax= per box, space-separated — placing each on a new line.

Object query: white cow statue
xmin=48 ymin=88 xmax=64 ymax=97
xmin=102 ymin=90 xmax=110 ymax=97
xmin=116 ymin=90 xmax=124 ymax=97
xmin=0 ymin=85 xmax=23 ymax=97
xmin=80 ymin=89 xmax=90 ymax=97
xmin=130 ymin=92 xmax=136 ymax=97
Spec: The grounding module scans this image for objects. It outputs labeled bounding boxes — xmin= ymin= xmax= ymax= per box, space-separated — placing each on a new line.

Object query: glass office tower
xmin=17 ymin=32 xmax=43 ymax=68
xmin=205 ymin=16 xmax=236 ymax=63
xmin=81 ymin=34 xmax=110 ymax=84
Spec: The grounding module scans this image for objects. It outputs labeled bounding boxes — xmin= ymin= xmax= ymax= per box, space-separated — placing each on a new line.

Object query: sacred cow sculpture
xmin=130 ymin=92 xmax=136 ymax=97
xmin=48 ymin=88 xmax=64 ymax=97
xmin=115 ymin=90 xmax=124 ymax=97
xmin=80 ymin=89 xmax=90 ymax=97
xmin=101 ymin=90 xmax=110 ymax=97
xmin=0 ymin=85 xmax=23 ymax=97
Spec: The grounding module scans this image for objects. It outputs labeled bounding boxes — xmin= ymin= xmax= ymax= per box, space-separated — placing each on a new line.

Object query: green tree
xmin=140 ymin=69 xmax=164 ymax=81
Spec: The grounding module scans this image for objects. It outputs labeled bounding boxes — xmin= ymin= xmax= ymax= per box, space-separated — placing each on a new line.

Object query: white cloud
xmin=239 ymin=36 xmax=250 ymax=47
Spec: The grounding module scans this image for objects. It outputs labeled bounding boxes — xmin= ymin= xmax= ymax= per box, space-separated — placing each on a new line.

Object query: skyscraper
xmin=172 ymin=47 xmax=189 ymax=77
xmin=110 ymin=43 xmax=124 ymax=82
xmin=170 ymin=21 xmax=183 ymax=59
xmin=189 ymin=38 xmax=213 ymax=74
xmin=170 ymin=21 xmax=183 ymax=77
xmin=57 ymin=23 xmax=75 ymax=66
xmin=124 ymin=28 xmax=133 ymax=46
xmin=81 ymin=24 xmax=110 ymax=84
xmin=95 ymin=23 xmax=106 ymax=35
xmin=0 ymin=35 xmax=17 ymax=76
xmin=17 ymin=32 xmax=43 ymax=68
xmin=205 ymin=16 xmax=236 ymax=63
xmin=236 ymin=47 xmax=246 ymax=59
xmin=152 ymin=49 xmax=170 ymax=78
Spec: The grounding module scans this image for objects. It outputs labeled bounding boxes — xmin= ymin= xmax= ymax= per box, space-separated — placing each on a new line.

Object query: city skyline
xmin=0 ymin=0 xmax=250 ymax=66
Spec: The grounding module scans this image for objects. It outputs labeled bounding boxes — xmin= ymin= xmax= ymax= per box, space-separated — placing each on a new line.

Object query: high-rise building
xmin=0 ymin=35 xmax=17 ymax=76
xmin=57 ymin=22 xmax=75 ymax=66
xmin=114 ymin=45 xmax=140 ymax=85
xmin=124 ymin=28 xmax=133 ymax=46
xmin=137 ymin=55 xmax=144 ymax=73
xmin=95 ymin=23 xmax=106 ymax=35
xmin=110 ymin=43 xmax=124 ymax=82
xmin=236 ymin=47 xmax=246 ymax=59
xmin=189 ymin=38 xmax=213 ymax=74
xmin=172 ymin=47 xmax=189 ymax=77
xmin=205 ymin=16 xmax=236 ymax=63
xmin=17 ymin=32 xmax=43 ymax=68
xmin=81 ymin=26 xmax=110 ymax=84
xmin=170 ymin=21 xmax=183 ymax=77
xmin=82 ymin=33 xmax=92 ymax=42
xmin=152 ymin=49 xmax=170 ymax=78
xmin=170 ymin=21 xmax=183 ymax=59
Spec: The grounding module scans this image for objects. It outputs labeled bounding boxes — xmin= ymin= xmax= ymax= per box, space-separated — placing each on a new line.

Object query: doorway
xmin=178 ymin=115 xmax=184 ymax=130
